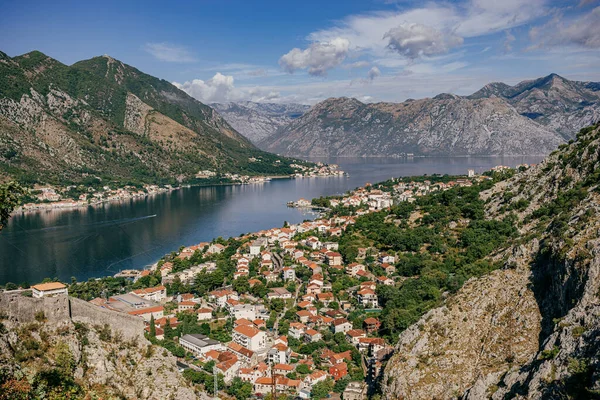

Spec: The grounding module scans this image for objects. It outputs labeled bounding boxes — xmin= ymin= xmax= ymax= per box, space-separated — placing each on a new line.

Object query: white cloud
xmin=173 ymin=73 xmax=283 ymax=104
xmin=279 ymin=37 xmax=350 ymax=76
xmin=368 ymin=66 xmax=381 ymax=80
xmin=384 ymin=23 xmax=463 ymax=59
xmin=529 ymin=7 xmax=600 ymax=49
xmin=143 ymin=42 xmax=197 ymax=63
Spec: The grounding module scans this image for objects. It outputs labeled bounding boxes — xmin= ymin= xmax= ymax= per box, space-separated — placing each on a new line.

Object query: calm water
xmin=0 ymin=156 xmax=544 ymax=284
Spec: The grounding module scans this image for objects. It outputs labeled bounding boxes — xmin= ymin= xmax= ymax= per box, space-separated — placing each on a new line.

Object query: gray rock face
xmin=264 ymin=74 xmax=599 ymax=158
xmin=211 ymin=101 xmax=309 ymax=145
xmin=469 ymin=74 xmax=600 ymax=140
xmin=263 ymin=96 xmax=564 ymax=157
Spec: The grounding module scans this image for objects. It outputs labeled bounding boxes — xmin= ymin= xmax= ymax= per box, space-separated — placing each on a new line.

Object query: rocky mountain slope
xmin=264 ymin=74 xmax=599 ymax=157
xmin=211 ymin=101 xmax=309 ymax=145
xmin=0 ymin=50 xmax=304 ymax=187
xmin=469 ymin=74 xmax=600 ymax=140
xmin=263 ymin=96 xmax=564 ymax=157
xmin=382 ymin=123 xmax=600 ymax=399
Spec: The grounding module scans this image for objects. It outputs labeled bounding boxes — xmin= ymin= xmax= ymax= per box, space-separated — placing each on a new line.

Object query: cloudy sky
xmin=2 ymin=0 xmax=599 ymax=105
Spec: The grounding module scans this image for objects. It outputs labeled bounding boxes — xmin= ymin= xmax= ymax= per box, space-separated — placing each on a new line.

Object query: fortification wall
xmin=70 ymin=297 xmax=145 ymax=341
xmin=0 ymin=292 xmax=70 ymax=324
xmin=0 ymin=293 xmax=145 ymax=341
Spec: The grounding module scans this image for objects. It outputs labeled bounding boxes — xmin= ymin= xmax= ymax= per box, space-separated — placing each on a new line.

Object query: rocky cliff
xmin=0 ymin=293 xmax=199 ymax=399
xmin=382 ymin=123 xmax=600 ymax=399
xmin=211 ymin=101 xmax=309 ymax=145
xmin=264 ymin=74 xmax=599 ymax=158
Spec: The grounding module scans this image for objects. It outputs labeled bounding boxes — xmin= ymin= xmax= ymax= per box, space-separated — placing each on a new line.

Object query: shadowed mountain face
xmin=262 ymin=74 xmax=599 ymax=157
xmin=211 ymin=101 xmax=310 ymax=146
xmin=0 ymin=51 xmax=304 ymax=186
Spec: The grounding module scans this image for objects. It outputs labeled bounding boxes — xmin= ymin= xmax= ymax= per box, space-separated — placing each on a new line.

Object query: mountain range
xmin=221 ymin=74 xmax=599 ymax=157
xmin=0 ymin=51 xmax=304 ymax=187
xmin=211 ymin=101 xmax=309 ymax=144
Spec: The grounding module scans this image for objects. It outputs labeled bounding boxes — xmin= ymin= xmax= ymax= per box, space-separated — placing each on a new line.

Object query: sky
xmin=1 ymin=0 xmax=599 ymax=105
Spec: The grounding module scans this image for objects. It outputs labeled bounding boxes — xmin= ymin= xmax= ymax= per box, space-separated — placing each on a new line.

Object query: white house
xmin=232 ymin=325 xmax=267 ymax=352
xmin=179 ymin=334 xmax=223 ymax=356
xmin=31 ymin=282 xmax=68 ymax=298
xmin=131 ymin=285 xmax=167 ymax=302
xmin=127 ymin=306 xmax=164 ymax=322
xmin=197 ymin=307 xmax=213 ymax=321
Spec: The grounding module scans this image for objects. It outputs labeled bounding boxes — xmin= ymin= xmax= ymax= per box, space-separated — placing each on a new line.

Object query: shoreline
xmin=12 ymin=172 xmax=346 ymax=215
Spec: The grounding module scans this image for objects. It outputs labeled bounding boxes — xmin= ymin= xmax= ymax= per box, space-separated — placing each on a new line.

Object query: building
xmin=232 ymin=325 xmax=267 ymax=352
xmin=131 ymin=285 xmax=167 ymax=302
xmin=330 ymin=362 xmax=348 ymax=381
xmin=179 ymin=334 xmax=223 ymax=356
xmin=127 ymin=306 xmax=164 ymax=322
xmin=196 ymin=307 xmax=213 ymax=321
xmin=343 ymin=382 xmax=367 ymax=400
xmin=363 ymin=317 xmax=381 ymax=334
xmin=332 ymin=318 xmax=353 ymax=334
xmin=32 ymin=282 xmax=68 ymax=298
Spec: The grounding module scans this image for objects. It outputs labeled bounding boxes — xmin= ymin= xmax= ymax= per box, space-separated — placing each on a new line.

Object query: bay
xmin=0 ymin=156 xmax=544 ymax=285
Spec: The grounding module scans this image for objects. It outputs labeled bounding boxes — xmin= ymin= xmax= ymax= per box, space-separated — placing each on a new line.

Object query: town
xmin=21 ymin=168 xmax=514 ymax=399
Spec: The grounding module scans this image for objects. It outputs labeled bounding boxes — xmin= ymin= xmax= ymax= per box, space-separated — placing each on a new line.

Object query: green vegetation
xmin=0 ymin=181 xmax=25 ymax=231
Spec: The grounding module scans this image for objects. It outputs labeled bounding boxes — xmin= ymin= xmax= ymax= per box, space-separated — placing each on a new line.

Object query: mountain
xmin=262 ymin=96 xmax=564 ymax=157
xmin=382 ymin=123 xmax=600 ymax=399
xmin=0 ymin=51 xmax=305 ymax=187
xmin=469 ymin=73 xmax=600 ymax=140
xmin=211 ymin=101 xmax=309 ymax=145
xmin=263 ymin=74 xmax=599 ymax=158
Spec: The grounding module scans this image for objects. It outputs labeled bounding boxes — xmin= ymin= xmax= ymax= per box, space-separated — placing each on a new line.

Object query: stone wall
xmin=0 ymin=293 xmax=145 ymax=341
xmin=0 ymin=292 xmax=70 ymax=324
xmin=70 ymin=297 xmax=145 ymax=341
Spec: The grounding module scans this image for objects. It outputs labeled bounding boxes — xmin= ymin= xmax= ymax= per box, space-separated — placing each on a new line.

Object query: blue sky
xmin=1 ymin=0 xmax=599 ymax=104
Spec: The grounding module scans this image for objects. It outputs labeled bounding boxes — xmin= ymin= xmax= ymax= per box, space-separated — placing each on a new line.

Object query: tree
xmin=312 ymin=379 xmax=334 ymax=399
xmin=296 ymin=364 xmax=311 ymax=375
xmin=164 ymin=318 xmax=175 ymax=340
xmin=0 ymin=182 xmax=25 ymax=231
xmin=149 ymin=314 xmax=156 ymax=338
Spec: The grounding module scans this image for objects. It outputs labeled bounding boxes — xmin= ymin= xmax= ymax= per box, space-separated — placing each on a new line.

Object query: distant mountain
xmin=0 ymin=51 xmax=306 ymax=187
xmin=262 ymin=74 xmax=600 ymax=158
xmin=262 ymin=94 xmax=566 ymax=157
xmin=211 ymin=101 xmax=310 ymax=145
xmin=468 ymin=73 xmax=600 ymax=139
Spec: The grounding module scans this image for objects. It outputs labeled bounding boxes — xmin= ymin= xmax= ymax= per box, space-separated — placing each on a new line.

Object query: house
xmin=127 ymin=306 xmax=164 ymax=322
xmin=289 ymin=322 xmax=306 ymax=339
xmin=326 ymin=251 xmax=343 ymax=266
xmin=377 ymin=276 xmax=394 ymax=286
xmin=332 ymin=318 xmax=353 ymax=334
xmin=31 ymin=282 xmax=68 ymax=298
xmin=382 ymin=263 xmax=396 ymax=275
xmin=343 ymin=382 xmax=367 ymax=400
xmin=304 ymin=370 xmax=328 ymax=387
xmin=207 ymin=243 xmax=226 ymax=254
xmin=180 ymin=333 xmax=223 ymax=356
xmin=346 ymin=263 xmax=366 ymax=277
xmin=227 ymin=342 xmax=256 ymax=365
xmin=346 ymin=329 xmax=367 ymax=345
xmin=329 ymin=362 xmax=348 ymax=381
xmin=268 ymin=342 xmax=291 ymax=365
xmin=178 ymin=300 xmax=196 ymax=313
xmin=209 ymin=289 xmax=237 ymax=308
xmin=363 ymin=317 xmax=381 ymax=334
xmin=379 ymin=253 xmax=396 ymax=264
xmin=268 ymin=287 xmax=292 ymax=300
xmin=231 ymin=304 xmax=257 ymax=320
xmin=254 ymin=377 xmax=274 ymax=395
xmin=296 ymin=310 xmax=312 ymax=323
xmin=273 ymin=363 xmax=295 ymax=376
xmin=357 ymin=289 xmax=378 ymax=308
xmin=357 ymin=337 xmax=386 ymax=354
xmin=197 ymin=307 xmax=213 ymax=321
xmin=215 ymin=352 xmax=240 ymax=384
xmin=304 ymin=328 xmax=322 ymax=343
xmin=131 ymin=285 xmax=167 ymax=302
xmin=232 ymin=325 xmax=267 ymax=352
xmin=276 ymin=376 xmax=301 ymax=394
xmin=282 ymin=267 xmax=296 ymax=281
xmin=317 ymin=292 xmax=334 ymax=305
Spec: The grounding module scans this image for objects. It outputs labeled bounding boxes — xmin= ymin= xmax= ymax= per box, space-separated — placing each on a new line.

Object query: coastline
xmin=12 ymin=171 xmax=346 ymax=215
